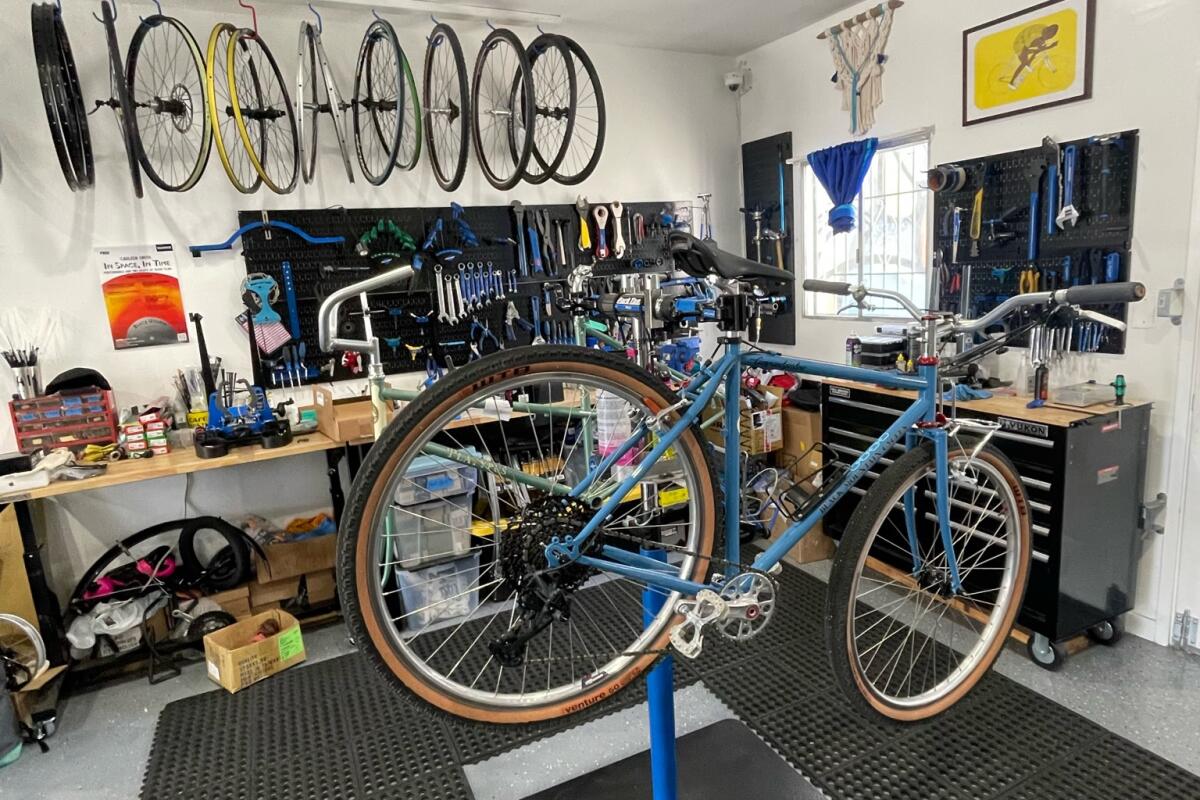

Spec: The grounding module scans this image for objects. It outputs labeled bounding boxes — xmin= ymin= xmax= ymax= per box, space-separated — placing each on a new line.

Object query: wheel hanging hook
xmin=139 ymin=0 xmax=163 ymax=23
xmin=308 ymin=3 xmax=322 ymax=33
xmin=372 ymin=8 xmax=384 ymax=22
xmin=237 ymin=0 xmax=258 ymax=35
xmin=93 ymin=0 xmax=118 ymax=23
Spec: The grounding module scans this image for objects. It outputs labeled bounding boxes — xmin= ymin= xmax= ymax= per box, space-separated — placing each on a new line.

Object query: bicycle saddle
xmin=668 ymin=232 xmax=794 ymax=284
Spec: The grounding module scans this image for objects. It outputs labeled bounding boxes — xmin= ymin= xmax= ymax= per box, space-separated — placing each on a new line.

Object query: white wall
xmin=736 ymin=0 xmax=1200 ymax=642
xmin=0 ymin=0 xmax=741 ymax=599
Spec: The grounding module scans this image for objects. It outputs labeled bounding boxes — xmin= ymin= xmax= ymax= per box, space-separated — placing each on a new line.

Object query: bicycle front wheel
xmin=338 ymin=346 xmax=718 ymax=723
xmin=228 ymin=29 xmax=299 ymax=194
xmin=827 ymin=438 xmax=1031 ymax=722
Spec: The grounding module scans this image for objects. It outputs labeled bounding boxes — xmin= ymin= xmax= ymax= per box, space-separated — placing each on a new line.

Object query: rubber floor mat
xmin=141 ymin=565 xmax=1200 ymax=800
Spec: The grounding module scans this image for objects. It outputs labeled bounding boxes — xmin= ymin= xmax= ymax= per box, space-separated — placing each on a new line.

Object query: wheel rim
xmin=552 ymin=37 xmax=604 ymax=185
xmin=846 ymin=454 xmax=1023 ymax=710
xmin=206 ymin=23 xmax=260 ymax=193
xmin=100 ymin=1 xmax=143 ymax=197
xmin=296 ymin=22 xmax=320 ymax=184
xmin=523 ymin=34 xmax=576 ymax=185
xmin=471 ymin=30 xmax=533 ymax=190
xmin=353 ymin=20 xmax=402 ymax=185
xmin=227 ymin=30 xmax=299 ymax=194
xmin=127 ymin=15 xmax=211 ymax=192
xmin=359 ymin=369 xmax=707 ymax=711
xmin=423 ymin=24 xmax=469 ymax=190
xmin=32 ymin=5 xmax=79 ymax=190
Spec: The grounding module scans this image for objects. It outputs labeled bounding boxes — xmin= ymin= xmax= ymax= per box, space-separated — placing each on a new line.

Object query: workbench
xmin=820 ymin=379 xmax=1152 ymax=668
xmin=0 ymin=431 xmax=353 ymax=668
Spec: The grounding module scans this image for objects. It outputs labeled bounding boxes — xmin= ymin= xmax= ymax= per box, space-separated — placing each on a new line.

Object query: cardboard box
xmin=254 ymin=534 xmax=337 ymax=584
xmin=781 ymin=407 xmax=821 ymax=462
xmin=203 ymin=609 xmax=306 ymax=693
xmin=208 ymin=585 xmax=252 ymax=620
xmin=767 ymin=406 xmax=835 ymax=564
xmin=739 ymin=386 xmax=784 ymax=455
xmin=249 ymin=568 xmax=337 ymax=608
xmin=313 ymin=387 xmax=390 ymax=442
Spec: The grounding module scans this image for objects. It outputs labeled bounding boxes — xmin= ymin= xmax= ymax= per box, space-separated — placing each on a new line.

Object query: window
xmin=801 ymin=132 xmax=931 ymax=318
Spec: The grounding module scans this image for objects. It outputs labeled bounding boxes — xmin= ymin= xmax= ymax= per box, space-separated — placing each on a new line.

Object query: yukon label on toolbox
xmin=1097 ymin=466 xmax=1120 ymax=485
xmin=997 ymin=417 xmax=1049 ymax=439
xmin=829 ymin=386 xmax=851 ymax=399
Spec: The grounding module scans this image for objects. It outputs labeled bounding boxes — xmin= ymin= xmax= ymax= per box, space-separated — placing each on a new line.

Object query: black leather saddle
xmin=668 ymin=232 xmax=794 ymax=284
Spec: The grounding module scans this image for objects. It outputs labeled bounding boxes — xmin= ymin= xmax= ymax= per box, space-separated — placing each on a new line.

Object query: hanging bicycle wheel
xmin=228 ymin=29 xmax=300 ymax=195
xmin=552 ymin=37 xmax=605 ymax=185
xmin=126 ymin=14 xmax=211 ymax=192
xmin=96 ymin=0 xmax=144 ymax=198
xmin=423 ymin=22 xmax=470 ymax=191
xmin=521 ymin=34 xmax=576 ymax=186
xmin=353 ymin=19 xmax=404 ymax=185
xmin=471 ymin=28 xmax=534 ymax=191
xmin=205 ymin=23 xmax=260 ymax=193
xmin=394 ymin=41 xmax=422 ymax=171
xmin=31 ymin=4 xmax=82 ymax=190
xmin=51 ymin=3 xmax=95 ymax=188
xmin=297 ymin=21 xmax=355 ymax=184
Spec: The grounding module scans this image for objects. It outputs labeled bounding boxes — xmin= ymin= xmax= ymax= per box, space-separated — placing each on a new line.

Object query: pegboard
xmin=932 ymin=129 xmax=1138 ymax=355
xmin=234 ymin=201 xmax=676 ymax=387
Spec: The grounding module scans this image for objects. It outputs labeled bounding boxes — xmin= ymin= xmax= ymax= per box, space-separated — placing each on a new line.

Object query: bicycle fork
xmin=903 ymin=427 xmax=963 ymax=594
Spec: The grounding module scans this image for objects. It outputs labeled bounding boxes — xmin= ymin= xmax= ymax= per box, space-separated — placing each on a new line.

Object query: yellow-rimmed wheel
xmin=227 ymin=28 xmax=298 ymax=195
xmin=205 ymin=22 xmax=260 ymax=193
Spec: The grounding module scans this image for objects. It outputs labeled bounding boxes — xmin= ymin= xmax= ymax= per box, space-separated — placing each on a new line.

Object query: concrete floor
xmin=4 ymin=601 xmax=1199 ymax=798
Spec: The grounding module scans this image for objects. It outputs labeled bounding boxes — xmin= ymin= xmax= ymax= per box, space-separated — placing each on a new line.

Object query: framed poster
xmin=96 ymin=243 xmax=189 ymax=350
xmin=963 ymin=0 xmax=1095 ymax=126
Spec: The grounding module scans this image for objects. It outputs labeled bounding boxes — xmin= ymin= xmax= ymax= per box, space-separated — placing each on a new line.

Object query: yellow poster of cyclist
xmin=963 ymin=0 xmax=1094 ymax=125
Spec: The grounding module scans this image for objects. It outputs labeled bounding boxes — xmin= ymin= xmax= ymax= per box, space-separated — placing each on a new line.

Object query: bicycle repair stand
xmin=525 ymin=551 xmax=820 ymax=799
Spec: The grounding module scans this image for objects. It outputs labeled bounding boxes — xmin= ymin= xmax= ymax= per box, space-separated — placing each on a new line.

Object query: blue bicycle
xmin=325 ymin=234 xmax=1144 ymax=724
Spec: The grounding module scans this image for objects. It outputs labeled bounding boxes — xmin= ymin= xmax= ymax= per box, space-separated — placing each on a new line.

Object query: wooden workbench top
xmin=1 ymin=431 xmax=343 ymax=502
xmin=824 ymin=378 xmax=1149 ymax=427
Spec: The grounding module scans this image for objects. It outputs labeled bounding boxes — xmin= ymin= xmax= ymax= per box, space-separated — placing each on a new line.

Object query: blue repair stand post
xmin=525 ymin=550 xmax=821 ymax=800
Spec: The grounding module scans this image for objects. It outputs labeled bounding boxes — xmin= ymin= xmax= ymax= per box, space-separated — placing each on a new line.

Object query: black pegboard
xmin=742 ymin=132 xmax=795 ymax=346
xmin=933 ymin=130 xmax=1138 ymax=355
xmin=235 ymin=201 xmax=676 ymax=387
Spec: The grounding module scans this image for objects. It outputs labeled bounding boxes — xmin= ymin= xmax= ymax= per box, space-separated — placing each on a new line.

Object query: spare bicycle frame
xmin=544 ymin=338 xmax=963 ymax=598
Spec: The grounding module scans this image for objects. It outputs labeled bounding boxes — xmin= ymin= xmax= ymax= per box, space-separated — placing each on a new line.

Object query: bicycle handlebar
xmin=800 ymin=279 xmax=852 ymax=295
xmin=1060 ymin=282 xmax=1146 ymax=305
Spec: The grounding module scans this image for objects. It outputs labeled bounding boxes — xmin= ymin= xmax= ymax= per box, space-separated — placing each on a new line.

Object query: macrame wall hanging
xmin=820 ymin=1 xmax=904 ymax=135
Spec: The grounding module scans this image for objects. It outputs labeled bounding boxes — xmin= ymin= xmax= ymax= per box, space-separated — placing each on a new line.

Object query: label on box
xmin=207 ymin=659 xmax=220 ymax=681
xmin=277 ymin=626 xmax=303 ymax=661
xmin=125 ymin=439 xmax=148 ymax=450
xmin=659 ymin=486 xmax=689 ymax=507
xmin=145 ymin=420 xmax=169 ymax=432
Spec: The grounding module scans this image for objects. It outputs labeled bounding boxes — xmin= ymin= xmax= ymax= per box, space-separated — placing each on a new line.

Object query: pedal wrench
xmin=610 ymin=201 xmax=626 ymax=258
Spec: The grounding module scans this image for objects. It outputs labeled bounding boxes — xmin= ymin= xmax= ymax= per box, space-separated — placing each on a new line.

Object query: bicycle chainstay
xmin=516 ymin=527 xmax=779 ymax=665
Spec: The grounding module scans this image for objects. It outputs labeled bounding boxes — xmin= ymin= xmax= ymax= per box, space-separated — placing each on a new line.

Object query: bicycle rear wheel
xmin=228 ymin=29 xmax=299 ymax=194
xmin=522 ymin=33 xmax=576 ymax=185
xmin=826 ymin=438 xmax=1031 ymax=722
xmin=205 ymin=22 xmax=260 ymax=193
xmin=126 ymin=14 xmax=211 ymax=192
xmin=471 ymin=28 xmax=533 ymax=190
xmin=297 ymin=22 xmax=355 ymax=184
xmin=423 ymin=22 xmax=469 ymax=191
xmin=353 ymin=19 xmax=404 ymax=185
xmin=338 ymin=346 xmax=718 ymax=723
xmin=31 ymin=3 xmax=80 ymax=190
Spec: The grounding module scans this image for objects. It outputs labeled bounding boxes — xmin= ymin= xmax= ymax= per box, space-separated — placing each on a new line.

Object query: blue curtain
xmin=806 ymin=138 xmax=878 ymax=234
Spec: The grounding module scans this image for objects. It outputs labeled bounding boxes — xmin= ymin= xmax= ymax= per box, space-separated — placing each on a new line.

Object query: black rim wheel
xmin=127 ymin=14 xmax=211 ymax=192
xmin=31 ymin=4 xmax=78 ymax=190
xmin=423 ymin=22 xmax=470 ymax=191
xmin=98 ymin=0 xmax=145 ymax=198
xmin=552 ymin=37 xmax=605 ymax=185
xmin=353 ymin=20 xmax=403 ymax=185
xmin=522 ymin=34 xmax=576 ymax=185
xmin=471 ymin=28 xmax=534 ymax=191
xmin=228 ymin=29 xmax=299 ymax=195
xmin=53 ymin=5 xmax=95 ymax=188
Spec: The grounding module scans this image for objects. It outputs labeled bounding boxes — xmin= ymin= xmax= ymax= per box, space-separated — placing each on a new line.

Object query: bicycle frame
xmin=544 ymin=338 xmax=961 ymax=599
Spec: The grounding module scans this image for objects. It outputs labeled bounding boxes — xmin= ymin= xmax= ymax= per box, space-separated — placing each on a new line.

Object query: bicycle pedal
xmin=670 ymin=589 xmax=726 ymax=659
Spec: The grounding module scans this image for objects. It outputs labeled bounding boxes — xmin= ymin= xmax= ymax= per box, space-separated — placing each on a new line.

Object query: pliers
xmin=1018 ymin=268 xmax=1040 ymax=294
xmin=535 ymin=209 xmax=555 ymax=276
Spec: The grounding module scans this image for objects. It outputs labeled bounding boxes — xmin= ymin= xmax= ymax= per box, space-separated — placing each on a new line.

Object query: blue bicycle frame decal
xmin=545 ymin=340 xmax=960 ymax=598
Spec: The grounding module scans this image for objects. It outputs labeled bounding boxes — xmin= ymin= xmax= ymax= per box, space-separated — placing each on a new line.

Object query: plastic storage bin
xmin=387 ymin=493 xmax=473 ymax=569
xmin=395 ymin=552 xmax=480 ymax=631
xmin=393 ymin=450 xmax=479 ymax=506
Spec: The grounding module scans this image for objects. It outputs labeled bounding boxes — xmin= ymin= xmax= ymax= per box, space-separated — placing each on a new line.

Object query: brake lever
xmin=1075 ymin=308 xmax=1127 ymax=332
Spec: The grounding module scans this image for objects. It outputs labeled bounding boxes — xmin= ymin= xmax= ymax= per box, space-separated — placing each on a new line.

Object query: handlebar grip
xmin=802 ymin=280 xmax=852 ymax=296
xmin=1060 ymin=282 xmax=1146 ymax=305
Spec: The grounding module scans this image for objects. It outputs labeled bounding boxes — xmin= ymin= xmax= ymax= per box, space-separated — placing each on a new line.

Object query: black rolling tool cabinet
xmin=818 ymin=380 xmax=1151 ymax=669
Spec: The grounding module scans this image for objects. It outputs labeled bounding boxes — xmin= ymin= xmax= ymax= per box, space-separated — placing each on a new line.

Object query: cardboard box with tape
xmin=203 ymin=609 xmax=305 ymax=693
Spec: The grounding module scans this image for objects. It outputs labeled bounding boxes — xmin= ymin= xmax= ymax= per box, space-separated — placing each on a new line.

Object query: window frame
xmin=800 ymin=128 xmax=935 ymax=322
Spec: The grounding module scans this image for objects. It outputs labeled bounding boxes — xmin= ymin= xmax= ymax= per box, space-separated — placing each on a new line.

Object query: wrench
xmin=610 ymin=201 xmax=626 ymax=258
xmin=575 ymin=195 xmax=591 ymax=251
xmin=443 ymin=275 xmax=458 ymax=323
xmin=475 ymin=264 xmax=487 ymax=306
xmin=434 ymin=265 xmax=450 ymax=322
xmin=530 ymin=299 xmax=546 ymax=344
xmin=452 ymin=274 xmax=466 ymax=323
xmin=512 ymin=201 xmax=529 ymax=276
xmin=592 ymin=205 xmax=610 ymax=259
